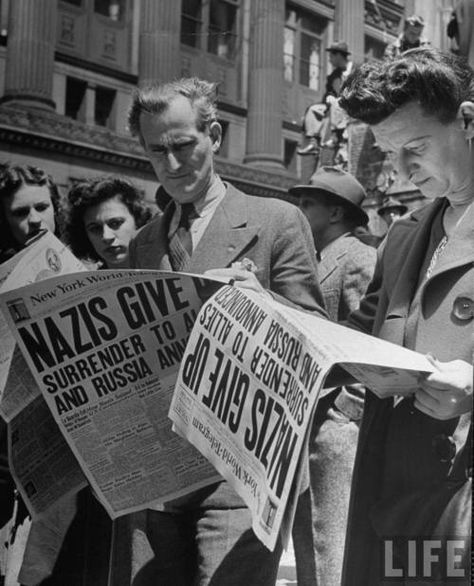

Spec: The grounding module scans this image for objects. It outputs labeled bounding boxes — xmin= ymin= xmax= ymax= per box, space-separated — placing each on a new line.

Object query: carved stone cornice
xmin=364 ymin=0 xmax=403 ymax=34
xmin=0 ymin=104 xmax=297 ymax=200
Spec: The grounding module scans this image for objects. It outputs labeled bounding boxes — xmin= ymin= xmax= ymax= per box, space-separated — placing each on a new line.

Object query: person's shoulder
xmin=227 ymin=184 xmax=299 ymax=216
xmin=338 ymin=235 xmax=377 ymax=262
xmin=131 ymin=212 xmax=166 ymax=245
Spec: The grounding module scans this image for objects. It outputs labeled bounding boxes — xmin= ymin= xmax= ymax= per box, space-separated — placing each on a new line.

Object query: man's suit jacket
xmin=129 ymin=182 xmax=326 ymax=314
xmin=128 ymin=182 xmax=327 ymax=508
xmin=342 ymin=198 xmax=473 ymax=585
xmin=318 ymin=234 xmax=376 ymax=322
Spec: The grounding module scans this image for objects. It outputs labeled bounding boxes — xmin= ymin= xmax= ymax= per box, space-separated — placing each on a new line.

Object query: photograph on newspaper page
xmin=170 ymin=285 xmax=437 ymax=550
xmin=0 ymin=270 xmax=225 ymax=518
xmin=0 ymin=230 xmax=86 ymax=421
xmin=170 ymin=285 xmax=334 ymax=550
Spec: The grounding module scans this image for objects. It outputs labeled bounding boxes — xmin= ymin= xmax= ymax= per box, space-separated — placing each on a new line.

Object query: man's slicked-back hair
xmin=339 ymin=48 xmax=474 ymax=125
xmin=128 ymin=77 xmax=219 ymax=139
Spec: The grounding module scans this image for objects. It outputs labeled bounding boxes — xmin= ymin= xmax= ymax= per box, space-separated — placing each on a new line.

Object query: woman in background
xmin=65 ymin=175 xmax=152 ymax=268
xmin=0 ymin=163 xmax=63 ymax=262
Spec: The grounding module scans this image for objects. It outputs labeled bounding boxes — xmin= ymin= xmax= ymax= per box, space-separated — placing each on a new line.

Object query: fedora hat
xmin=289 ymin=166 xmax=368 ymax=226
xmin=377 ymin=196 xmax=408 ymax=216
xmin=326 ymin=41 xmax=351 ymax=55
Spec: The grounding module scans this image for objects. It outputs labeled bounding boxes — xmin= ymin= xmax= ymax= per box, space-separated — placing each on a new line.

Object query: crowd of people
xmin=0 ymin=43 xmax=472 ymax=586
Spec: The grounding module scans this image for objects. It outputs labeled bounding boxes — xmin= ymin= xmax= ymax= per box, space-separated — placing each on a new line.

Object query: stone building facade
xmin=0 ymin=0 xmax=407 ymax=233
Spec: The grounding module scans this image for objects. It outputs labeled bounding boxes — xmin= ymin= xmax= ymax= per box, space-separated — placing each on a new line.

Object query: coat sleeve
xmin=341 ymin=245 xmax=377 ymax=320
xmin=268 ymin=204 xmax=327 ymax=318
xmin=345 ymin=237 xmax=387 ymax=335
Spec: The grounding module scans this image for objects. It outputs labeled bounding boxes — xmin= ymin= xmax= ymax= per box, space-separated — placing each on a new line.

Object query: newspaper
xmin=169 ymin=285 xmax=436 ymax=550
xmin=0 ymin=230 xmax=86 ymax=421
xmin=8 ymin=395 xmax=88 ymax=517
xmin=0 ymin=270 xmax=226 ymax=519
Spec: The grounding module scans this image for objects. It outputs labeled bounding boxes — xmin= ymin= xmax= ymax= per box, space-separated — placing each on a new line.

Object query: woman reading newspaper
xmin=0 ymin=163 xmax=66 ymax=585
xmin=338 ymin=48 xmax=473 ymax=585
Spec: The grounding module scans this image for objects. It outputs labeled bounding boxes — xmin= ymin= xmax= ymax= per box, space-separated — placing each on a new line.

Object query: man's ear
xmin=209 ymin=121 xmax=222 ymax=153
xmin=459 ymin=101 xmax=474 ymax=140
xmin=329 ymin=205 xmax=344 ymax=223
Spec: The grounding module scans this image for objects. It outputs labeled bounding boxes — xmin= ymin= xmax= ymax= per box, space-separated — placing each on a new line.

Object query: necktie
xmin=169 ymin=203 xmax=197 ymax=271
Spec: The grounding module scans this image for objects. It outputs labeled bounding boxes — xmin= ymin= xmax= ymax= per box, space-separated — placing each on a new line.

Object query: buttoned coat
xmin=342 ymin=198 xmax=473 ymax=585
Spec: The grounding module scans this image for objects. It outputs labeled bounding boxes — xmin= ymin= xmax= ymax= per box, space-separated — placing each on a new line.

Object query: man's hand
xmin=204 ymin=267 xmax=272 ymax=298
xmin=414 ymin=356 xmax=473 ymax=420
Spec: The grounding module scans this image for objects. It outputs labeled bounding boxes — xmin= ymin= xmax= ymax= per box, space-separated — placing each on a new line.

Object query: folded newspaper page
xmin=0 ymin=270 xmax=226 ymax=519
xmin=0 ymin=230 xmax=86 ymax=421
xmin=169 ymin=285 xmax=436 ymax=550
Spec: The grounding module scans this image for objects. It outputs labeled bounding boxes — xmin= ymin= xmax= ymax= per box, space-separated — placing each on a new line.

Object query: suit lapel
xmin=189 ymin=185 xmax=259 ymax=274
xmin=426 ymin=200 xmax=474 ymax=281
xmin=384 ymin=200 xmax=445 ymax=319
xmin=318 ymin=237 xmax=347 ymax=284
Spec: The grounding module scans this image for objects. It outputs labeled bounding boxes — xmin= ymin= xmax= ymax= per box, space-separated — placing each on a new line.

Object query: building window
xmin=94 ymin=0 xmax=123 ymax=21
xmin=181 ymin=0 xmax=239 ymax=60
xmin=364 ymin=35 xmax=387 ymax=61
xmin=181 ymin=0 xmax=202 ymax=48
xmin=284 ymin=5 xmax=327 ymax=90
xmin=208 ymin=0 xmax=238 ymax=59
xmin=65 ymin=77 xmax=87 ymax=122
xmin=284 ymin=139 xmax=298 ymax=174
xmin=95 ymin=86 xmax=116 ymax=127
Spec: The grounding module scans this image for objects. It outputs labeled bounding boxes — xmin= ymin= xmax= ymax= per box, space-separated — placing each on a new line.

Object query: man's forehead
xmin=371 ymin=102 xmax=433 ymax=149
xmin=139 ymin=107 xmax=200 ymax=143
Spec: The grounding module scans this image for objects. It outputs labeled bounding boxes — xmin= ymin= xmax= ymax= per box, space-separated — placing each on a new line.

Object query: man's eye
xmin=87 ymin=225 xmax=101 ymax=235
xmin=35 ymin=203 xmax=50 ymax=212
xmin=150 ymin=146 xmax=167 ymax=155
xmin=174 ymin=142 xmax=193 ymax=152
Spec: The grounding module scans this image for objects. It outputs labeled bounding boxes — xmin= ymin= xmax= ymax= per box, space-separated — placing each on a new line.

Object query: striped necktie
xmin=169 ymin=203 xmax=197 ymax=271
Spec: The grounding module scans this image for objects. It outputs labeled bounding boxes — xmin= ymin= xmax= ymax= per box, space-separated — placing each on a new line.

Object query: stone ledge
xmin=0 ymin=104 xmax=298 ymax=200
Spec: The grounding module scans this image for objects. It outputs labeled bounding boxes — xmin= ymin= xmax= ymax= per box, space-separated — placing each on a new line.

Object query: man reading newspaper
xmin=124 ymin=77 xmax=327 ymax=585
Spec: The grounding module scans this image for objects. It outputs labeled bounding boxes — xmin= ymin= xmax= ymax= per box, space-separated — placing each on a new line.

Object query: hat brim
xmin=290 ymin=185 xmax=369 ymax=226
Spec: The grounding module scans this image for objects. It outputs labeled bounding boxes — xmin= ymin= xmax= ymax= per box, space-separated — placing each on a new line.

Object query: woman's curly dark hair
xmin=65 ymin=175 xmax=153 ymax=262
xmin=0 ymin=163 xmax=64 ymax=254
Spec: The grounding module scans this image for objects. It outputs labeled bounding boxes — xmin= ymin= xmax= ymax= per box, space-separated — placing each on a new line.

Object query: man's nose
xmin=166 ymin=150 xmax=182 ymax=171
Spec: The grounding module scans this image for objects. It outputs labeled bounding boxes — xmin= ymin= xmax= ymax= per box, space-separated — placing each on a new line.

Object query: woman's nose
xmin=28 ymin=209 xmax=42 ymax=226
xmin=102 ymin=225 xmax=116 ymax=241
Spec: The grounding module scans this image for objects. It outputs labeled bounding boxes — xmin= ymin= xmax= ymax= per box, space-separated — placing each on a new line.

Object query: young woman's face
xmin=83 ymin=195 xmax=138 ymax=267
xmin=3 ymin=185 xmax=56 ymax=247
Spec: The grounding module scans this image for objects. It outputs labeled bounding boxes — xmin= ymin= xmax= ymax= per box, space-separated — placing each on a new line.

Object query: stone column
xmin=1 ymin=0 xmax=57 ymax=109
xmin=334 ymin=0 xmax=365 ymax=65
xmin=244 ymin=0 xmax=284 ymax=169
xmin=138 ymin=0 xmax=181 ymax=86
